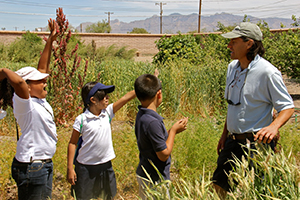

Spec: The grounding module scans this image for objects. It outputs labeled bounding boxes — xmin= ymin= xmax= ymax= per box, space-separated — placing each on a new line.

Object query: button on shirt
xmin=225 ymin=55 xmax=294 ymax=133
xmin=73 ymin=104 xmax=115 ymax=165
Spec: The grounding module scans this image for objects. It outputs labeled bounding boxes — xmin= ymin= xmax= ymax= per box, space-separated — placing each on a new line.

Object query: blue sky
xmin=0 ymin=0 xmax=299 ymax=31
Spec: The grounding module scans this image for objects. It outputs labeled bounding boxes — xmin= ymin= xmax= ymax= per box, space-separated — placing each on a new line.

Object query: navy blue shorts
xmin=72 ymin=160 xmax=117 ymax=200
xmin=212 ymin=137 xmax=274 ymax=191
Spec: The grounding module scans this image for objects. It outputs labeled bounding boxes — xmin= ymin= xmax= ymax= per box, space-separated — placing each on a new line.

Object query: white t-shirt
xmin=73 ymin=103 xmax=115 ymax=165
xmin=13 ymin=94 xmax=57 ymax=163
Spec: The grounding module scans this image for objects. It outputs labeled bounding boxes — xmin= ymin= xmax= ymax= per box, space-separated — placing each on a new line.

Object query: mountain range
xmin=76 ymin=12 xmax=295 ymax=34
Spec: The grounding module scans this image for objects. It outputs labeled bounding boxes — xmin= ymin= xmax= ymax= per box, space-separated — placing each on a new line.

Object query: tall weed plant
xmin=48 ymin=8 xmax=89 ymax=126
xmin=227 ymin=147 xmax=300 ymax=199
xmin=144 ymin=147 xmax=300 ymax=200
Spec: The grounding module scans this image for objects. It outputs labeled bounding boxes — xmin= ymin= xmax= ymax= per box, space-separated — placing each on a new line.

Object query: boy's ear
xmin=27 ymin=84 xmax=31 ymax=92
xmin=156 ymin=89 xmax=162 ymax=99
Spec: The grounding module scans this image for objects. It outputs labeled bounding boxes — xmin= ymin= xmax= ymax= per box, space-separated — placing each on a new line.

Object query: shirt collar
xmin=31 ymin=97 xmax=46 ymax=104
xmin=84 ymin=108 xmax=106 ymax=119
xmin=247 ymin=54 xmax=261 ymax=70
xmin=234 ymin=54 xmax=261 ymax=72
xmin=138 ymin=105 xmax=164 ymax=121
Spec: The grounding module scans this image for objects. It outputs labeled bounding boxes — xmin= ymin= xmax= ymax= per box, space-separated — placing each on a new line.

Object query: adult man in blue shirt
xmin=212 ymin=22 xmax=294 ymax=199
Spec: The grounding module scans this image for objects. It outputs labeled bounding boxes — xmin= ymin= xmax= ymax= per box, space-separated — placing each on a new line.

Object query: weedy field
xmin=1 ymin=112 xmax=299 ymax=199
xmin=0 ymin=13 xmax=300 ymax=198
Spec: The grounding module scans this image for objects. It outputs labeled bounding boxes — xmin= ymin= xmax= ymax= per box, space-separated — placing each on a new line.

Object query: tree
xmin=128 ymin=28 xmax=149 ymax=34
xmin=216 ymin=22 xmax=236 ymax=32
xmin=291 ymin=15 xmax=299 ymax=27
xmin=86 ymin=20 xmax=111 ymax=33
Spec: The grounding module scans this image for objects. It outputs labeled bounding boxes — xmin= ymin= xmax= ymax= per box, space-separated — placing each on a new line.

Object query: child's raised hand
xmin=154 ymin=68 xmax=159 ymax=77
xmin=171 ymin=117 xmax=188 ymax=134
xmin=48 ymin=18 xmax=59 ymax=41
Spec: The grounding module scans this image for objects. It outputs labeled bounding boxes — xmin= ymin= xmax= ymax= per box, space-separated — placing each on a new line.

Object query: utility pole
xmin=105 ymin=12 xmax=114 ymax=25
xmin=198 ymin=0 xmax=202 ymax=33
xmin=155 ymin=2 xmax=166 ymax=34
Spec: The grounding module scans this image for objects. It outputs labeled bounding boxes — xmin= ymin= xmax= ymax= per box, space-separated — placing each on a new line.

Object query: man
xmin=212 ymin=22 xmax=294 ymax=199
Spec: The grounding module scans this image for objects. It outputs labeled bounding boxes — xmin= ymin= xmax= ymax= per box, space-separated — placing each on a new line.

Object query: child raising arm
xmin=0 ymin=19 xmax=59 ymax=200
xmin=67 ymin=82 xmax=135 ymax=200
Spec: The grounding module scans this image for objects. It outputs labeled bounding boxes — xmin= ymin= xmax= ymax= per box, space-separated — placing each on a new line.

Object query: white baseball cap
xmin=15 ymin=66 xmax=49 ymax=81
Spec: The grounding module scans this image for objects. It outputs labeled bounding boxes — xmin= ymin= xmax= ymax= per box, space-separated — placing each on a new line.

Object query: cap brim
xmin=103 ymin=85 xmax=115 ymax=93
xmin=28 ymin=73 xmax=49 ymax=81
xmin=221 ymin=32 xmax=243 ymax=39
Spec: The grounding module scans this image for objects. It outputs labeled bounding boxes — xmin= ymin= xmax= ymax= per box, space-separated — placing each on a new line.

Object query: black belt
xmin=13 ymin=157 xmax=52 ymax=166
xmin=31 ymin=159 xmax=52 ymax=163
xmin=229 ymin=132 xmax=256 ymax=141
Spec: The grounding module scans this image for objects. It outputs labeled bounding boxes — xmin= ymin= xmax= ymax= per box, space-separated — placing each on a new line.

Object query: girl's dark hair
xmin=81 ymin=82 xmax=106 ymax=112
xmin=0 ymin=78 xmax=14 ymax=109
xmin=241 ymin=36 xmax=265 ymax=61
xmin=134 ymin=74 xmax=161 ymax=101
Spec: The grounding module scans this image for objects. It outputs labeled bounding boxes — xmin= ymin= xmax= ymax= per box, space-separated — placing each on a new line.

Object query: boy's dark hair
xmin=81 ymin=81 xmax=106 ymax=112
xmin=0 ymin=78 xmax=14 ymax=109
xmin=241 ymin=36 xmax=265 ymax=61
xmin=134 ymin=74 xmax=161 ymax=101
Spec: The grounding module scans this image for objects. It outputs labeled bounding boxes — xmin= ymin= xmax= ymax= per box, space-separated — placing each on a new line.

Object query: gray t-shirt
xmin=225 ymin=55 xmax=294 ymax=133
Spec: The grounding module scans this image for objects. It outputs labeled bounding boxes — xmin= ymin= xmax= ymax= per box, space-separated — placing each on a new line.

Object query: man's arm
xmin=217 ymin=117 xmax=228 ymax=155
xmin=254 ymin=108 xmax=294 ymax=143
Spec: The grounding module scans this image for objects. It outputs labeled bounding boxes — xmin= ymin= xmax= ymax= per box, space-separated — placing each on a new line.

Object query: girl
xmin=67 ymin=81 xmax=136 ymax=200
xmin=0 ymin=19 xmax=58 ymax=200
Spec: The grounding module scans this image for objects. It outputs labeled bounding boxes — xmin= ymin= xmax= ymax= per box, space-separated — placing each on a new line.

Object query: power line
xmin=105 ymin=12 xmax=114 ymax=25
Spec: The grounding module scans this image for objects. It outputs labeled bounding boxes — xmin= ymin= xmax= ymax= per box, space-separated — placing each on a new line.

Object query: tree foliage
xmin=291 ymin=15 xmax=300 ymax=27
xmin=6 ymin=31 xmax=44 ymax=63
xmin=128 ymin=28 xmax=150 ymax=34
xmin=153 ymin=19 xmax=300 ymax=79
xmin=86 ymin=20 xmax=111 ymax=33
xmin=152 ymin=34 xmax=201 ymax=64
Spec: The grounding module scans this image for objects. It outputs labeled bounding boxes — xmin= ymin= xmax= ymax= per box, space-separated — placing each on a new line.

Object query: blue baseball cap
xmin=85 ymin=82 xmax=115 ymax=104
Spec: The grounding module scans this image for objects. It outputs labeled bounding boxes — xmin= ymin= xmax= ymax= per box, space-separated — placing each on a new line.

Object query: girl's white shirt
xmin=13 ymin=93 xmax=57 ymax=163
xmin=73 ymin=103 xmax=115 ymax=165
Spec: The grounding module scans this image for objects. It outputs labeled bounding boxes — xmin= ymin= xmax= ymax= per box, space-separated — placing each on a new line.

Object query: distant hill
xmin=76 ymin=12 xmax=294 ymax=34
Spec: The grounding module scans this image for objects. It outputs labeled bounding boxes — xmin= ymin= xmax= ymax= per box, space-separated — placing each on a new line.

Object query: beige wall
xmin=0 ymin=28 xmax=298 ymax=58
xmin=0 ymin=31 xmax=167 ymax=57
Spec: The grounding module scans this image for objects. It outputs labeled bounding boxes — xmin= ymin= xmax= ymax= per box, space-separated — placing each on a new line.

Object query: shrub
xmin=152 ymin=34 xmax=201 ymax=64
xmin=7 ymin=31 xmax=43 ymax=63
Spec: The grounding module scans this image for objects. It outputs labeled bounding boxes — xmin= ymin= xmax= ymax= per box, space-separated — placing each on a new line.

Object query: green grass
xmin=1 ymin=114 xmax=299 ymax=199
xmin=0 ymin=38 xmax=299 ymax=198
